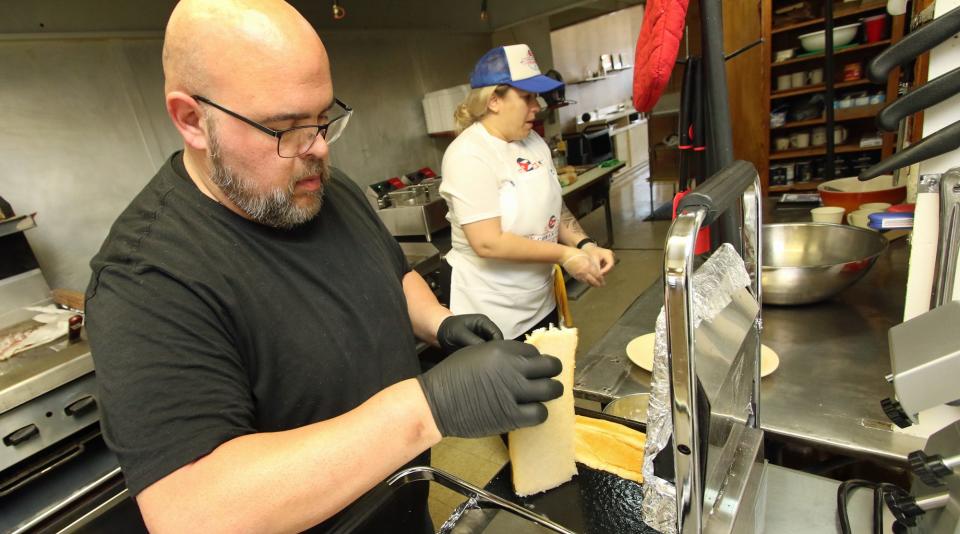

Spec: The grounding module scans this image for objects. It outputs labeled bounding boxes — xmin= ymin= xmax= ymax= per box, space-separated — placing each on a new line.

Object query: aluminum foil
xmin=641 ymin=243 xmax=751 ymax=533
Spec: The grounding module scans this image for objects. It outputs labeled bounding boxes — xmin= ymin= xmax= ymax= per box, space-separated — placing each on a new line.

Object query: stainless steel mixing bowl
xmin=602 ymin=393 xmax=649 ymax=424
xmin=762 ymin=223 xmax=888 ymax=305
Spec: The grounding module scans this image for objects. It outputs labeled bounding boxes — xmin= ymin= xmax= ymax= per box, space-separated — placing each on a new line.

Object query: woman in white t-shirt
xmin=440 ymin=44 xmax=615 ymax=340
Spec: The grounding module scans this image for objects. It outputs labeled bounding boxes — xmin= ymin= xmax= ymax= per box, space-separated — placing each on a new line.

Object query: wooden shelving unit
xmin=771 ymin=1 xmax=889 ymax=34
xmin=760 ymin=0 xmax=906 ymax=195
xmin=770 ymin=78 xmax=874 ymax=99
xmin=771 ymin=103 xmax=886 ymax=129
xmin=771 ymin=39 xmax=890 ymax=67
xmin=770 ymin=144 xmax=881 ymax=160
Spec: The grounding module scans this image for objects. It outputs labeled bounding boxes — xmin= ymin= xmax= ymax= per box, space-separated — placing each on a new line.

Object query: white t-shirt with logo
xmin=440 ymin=122 xmax=561 ymax=338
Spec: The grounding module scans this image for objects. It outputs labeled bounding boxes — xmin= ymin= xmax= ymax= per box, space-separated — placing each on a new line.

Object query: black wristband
xmin=576 ymin=238 xmax=597 ymax=249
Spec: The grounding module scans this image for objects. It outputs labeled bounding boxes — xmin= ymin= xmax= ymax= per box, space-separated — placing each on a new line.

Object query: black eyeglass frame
xmin=192 ymin=95 xmax=353 ymax=158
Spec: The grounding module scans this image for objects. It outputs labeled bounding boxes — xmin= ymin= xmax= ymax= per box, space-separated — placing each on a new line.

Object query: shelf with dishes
xmin=770 ymin=144 xmax=881 ymax=160
xmin=771 ymin=2 xmax=888 ymax=35
xmin=769 ymin=149 xmax=882 ymax=192
xmin=771 ymin=39 xmax=890 ymax=67
xmin=762 ymin=1 xmax=903 ymax=195
xmin=771 ymin=89 xmax=886 ymax=132
xmin=771 ymin=102 xmax=886 ymax=129
xmin=770 ymin=77 xmax=874 ymax=99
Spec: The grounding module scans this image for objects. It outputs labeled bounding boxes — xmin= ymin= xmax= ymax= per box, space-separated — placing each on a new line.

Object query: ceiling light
xmin=332 ymin=0 xmax=346 ymax=20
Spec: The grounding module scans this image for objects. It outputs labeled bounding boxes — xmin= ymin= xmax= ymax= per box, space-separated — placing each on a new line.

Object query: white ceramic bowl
xmin=799 ymin=23 xmax=861 ymax=52
xmin=860 ymin=202 xmax=891 ymax=212
xmin=774 ymin=48 xmax=797 ymax=62
xmin=811 ymin=206 xmax=844 ymax=224
xmin=847 ymin=209 xmax=873 ymax=229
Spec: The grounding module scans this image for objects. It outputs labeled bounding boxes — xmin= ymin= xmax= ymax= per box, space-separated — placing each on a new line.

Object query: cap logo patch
xmin=520 ymin=49 xmax=539 ymax=71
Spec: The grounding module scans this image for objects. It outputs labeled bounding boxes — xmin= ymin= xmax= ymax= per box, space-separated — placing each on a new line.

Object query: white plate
xmin=625 ymin=333 xmax=780 ymax=378
xmin=625 ymin=333 xmax=656 ymax=372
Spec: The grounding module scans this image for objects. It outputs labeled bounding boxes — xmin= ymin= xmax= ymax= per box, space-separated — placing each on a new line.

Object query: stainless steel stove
xmin=399 ymin=241 xmax=448 ymax=307
xmin=0 ymin=214 xmax=144 ymax=533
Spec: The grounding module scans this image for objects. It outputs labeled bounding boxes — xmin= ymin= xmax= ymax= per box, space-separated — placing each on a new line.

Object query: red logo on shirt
xmin=548 ymin=215 xmax=557 ymax=229
xmin=516 ymin=157 xmax=542 ymax=173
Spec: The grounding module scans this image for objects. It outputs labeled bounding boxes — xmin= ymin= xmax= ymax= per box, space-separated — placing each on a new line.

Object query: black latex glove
xmin=436 ymin=314 xmax=503 ymax=353
xmin=417 ymin=340 xmax=564 ymax=438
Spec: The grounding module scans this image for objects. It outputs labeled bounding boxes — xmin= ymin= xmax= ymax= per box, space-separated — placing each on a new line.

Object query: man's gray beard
xmin=206 ymin=121 xmax=327 ymax=229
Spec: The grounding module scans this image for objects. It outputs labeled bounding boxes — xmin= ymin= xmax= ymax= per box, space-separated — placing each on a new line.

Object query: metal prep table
xmin=561 ymin=162 xmax=625 ymax=248
xmin=574 ymin=212 xmax=927 ymax=465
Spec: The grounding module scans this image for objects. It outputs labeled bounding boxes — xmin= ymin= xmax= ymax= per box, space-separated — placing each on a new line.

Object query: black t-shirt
xmin=86 ymin=152 xmax=430 ymax=532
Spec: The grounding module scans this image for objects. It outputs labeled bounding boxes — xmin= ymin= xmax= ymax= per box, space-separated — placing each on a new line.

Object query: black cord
xmin=873 ymin=482 xmax=884 ymax=534
xmin=837 ymin=479 xmax=914 ymax=534
xmin=837 ymin=479 xmax=878 ymax=534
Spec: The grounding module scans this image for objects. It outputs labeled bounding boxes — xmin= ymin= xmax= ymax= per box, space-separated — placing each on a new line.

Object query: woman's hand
xmin=561 ymin=247 xmax=604 ymax=287
xmin=581 ymin=243 xmax=615 ymax=276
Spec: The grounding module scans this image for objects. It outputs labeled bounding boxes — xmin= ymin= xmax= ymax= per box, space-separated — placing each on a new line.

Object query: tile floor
xmin=426 ymin=170 xmax=677 ymax=530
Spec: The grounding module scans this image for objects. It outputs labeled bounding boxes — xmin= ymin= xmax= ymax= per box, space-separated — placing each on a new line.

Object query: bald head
xmin=161 ymin=0 xmax=336 ymax=229
xmin=163 ymin=0 xmax=330 ymax=99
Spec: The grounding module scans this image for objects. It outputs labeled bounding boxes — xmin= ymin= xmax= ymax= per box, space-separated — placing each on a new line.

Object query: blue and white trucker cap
xmin=470 ymin=44 xmax=564 ymax=93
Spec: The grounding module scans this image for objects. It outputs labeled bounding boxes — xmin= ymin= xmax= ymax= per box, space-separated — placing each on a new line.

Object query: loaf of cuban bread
xmin=573 ymin=415 xmax=646 ymax=484
xmin=509 ymin=325 xmax=579 ymax=496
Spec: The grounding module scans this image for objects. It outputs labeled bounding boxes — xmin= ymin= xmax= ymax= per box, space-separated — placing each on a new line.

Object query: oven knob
xmin=65 ymin=395 xmax=98 ymax=417
xmin=3 ymin=424 xmax=39 ymax=446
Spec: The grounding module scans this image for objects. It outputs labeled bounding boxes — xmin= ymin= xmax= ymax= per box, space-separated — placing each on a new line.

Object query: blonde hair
xmin=453 ymin=85 xmax=511 ymax=133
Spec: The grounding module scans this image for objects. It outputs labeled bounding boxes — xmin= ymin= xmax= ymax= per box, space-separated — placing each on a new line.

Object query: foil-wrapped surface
xmin=640 ymin=244 xmax=751 ymax=533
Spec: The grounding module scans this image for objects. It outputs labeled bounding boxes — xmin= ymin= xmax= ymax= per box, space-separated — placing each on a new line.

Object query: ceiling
xmin=1 ymin=0 xmax=643 ymax=35
xmin=292 ymin=0 xmax=645 ymax=32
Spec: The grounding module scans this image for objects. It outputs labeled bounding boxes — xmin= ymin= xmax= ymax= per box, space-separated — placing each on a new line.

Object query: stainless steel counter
xmin=561 ymin=162 xmax=625 ymax=248
xmin=574 ymin=221 xmax=927 ymax=463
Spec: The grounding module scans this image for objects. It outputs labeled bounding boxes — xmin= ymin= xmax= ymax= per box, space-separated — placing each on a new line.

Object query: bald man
xmin=85 ymin=1 xmax=563 ymax=532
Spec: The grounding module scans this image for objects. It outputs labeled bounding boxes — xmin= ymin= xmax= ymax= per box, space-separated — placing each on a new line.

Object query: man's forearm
xmin=137 ymin=379 xmax=441 ymax=534
xmin=402 ymin=271 xmax=451 ymax=345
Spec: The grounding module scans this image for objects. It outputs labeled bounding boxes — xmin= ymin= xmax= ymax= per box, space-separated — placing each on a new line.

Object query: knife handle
xmin=859 ymin=119 xmax=960 ymax=181
xmin=877 ymin=66 xmax=960 ymax=131
xmin=868 ymin=6 xmax=960 ymax=83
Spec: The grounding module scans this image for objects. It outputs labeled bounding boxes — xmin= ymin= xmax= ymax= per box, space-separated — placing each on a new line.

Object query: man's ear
xmin=166 ymin=92 xmax=209 ymax=151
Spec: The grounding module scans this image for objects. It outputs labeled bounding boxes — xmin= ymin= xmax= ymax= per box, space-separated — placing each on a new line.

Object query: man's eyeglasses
xmin=192 ymin=95 xmax=353 ymax=158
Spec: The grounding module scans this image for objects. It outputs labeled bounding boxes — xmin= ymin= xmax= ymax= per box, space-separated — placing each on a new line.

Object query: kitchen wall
xmin=550 ymin=5 xmax=645 ymax=132
xmin=0 ymin=36 xmax=177 ymax=293
xmin=323 ymin=30 xmax=490 ymax=184
xmin=0 ymin=27 xmax=487 ymax=291
xmin=492 ymin=18 xmax=555 ymax=71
